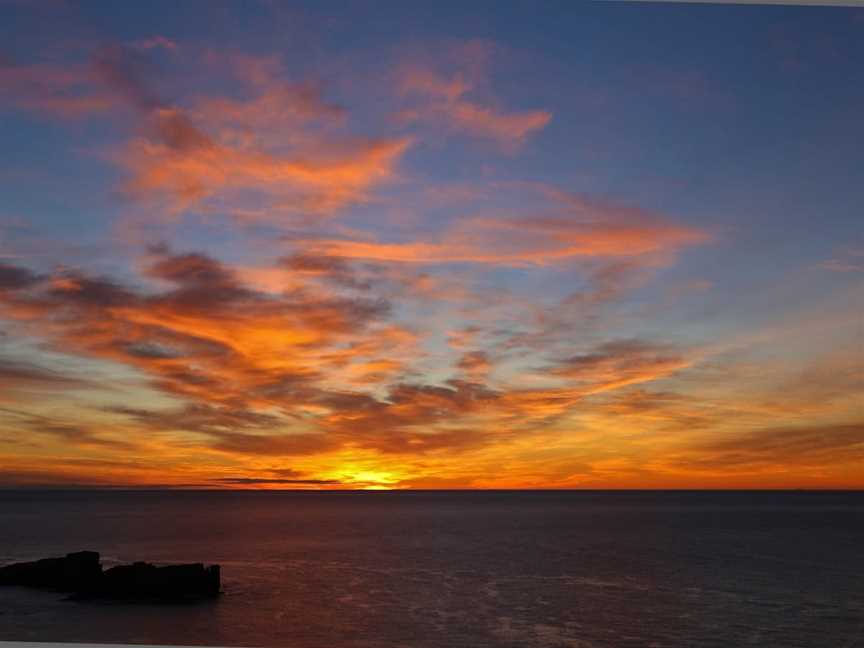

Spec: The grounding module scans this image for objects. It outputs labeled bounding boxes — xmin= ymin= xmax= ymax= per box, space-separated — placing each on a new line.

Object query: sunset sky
xmin=1 ymin=1 xmax=862 ymax=490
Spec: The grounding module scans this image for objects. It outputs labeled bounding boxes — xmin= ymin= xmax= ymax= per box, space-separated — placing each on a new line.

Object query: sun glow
xmin=341 ymin=470 xmax=400 ymax=490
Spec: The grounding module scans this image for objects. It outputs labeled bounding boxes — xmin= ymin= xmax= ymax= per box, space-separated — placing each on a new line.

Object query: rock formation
xmin=92 ymin=561 xmax=221 ymax=601
xmin=0 ymin=550 xmax=102 ymax=592
xmin=0 ymin=551 xmax=221 ymax=602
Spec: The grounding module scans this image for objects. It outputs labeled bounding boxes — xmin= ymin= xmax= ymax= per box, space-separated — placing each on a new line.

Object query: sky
xmin=0 ymin=0 xmax=862 ymax=490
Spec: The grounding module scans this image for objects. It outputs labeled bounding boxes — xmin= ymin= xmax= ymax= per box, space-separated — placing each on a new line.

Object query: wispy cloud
xmin=669 ymin=422 xmax=864 ymax=474
xmin=302 ymin=201 xmax=708 ymax=266
xmin=0 ymin=61 xmax=117 ymax=117
xmin=130 ymin=36 xmax=179 ymax=52
xmin=210 ymin=477 xmax=342 ymax=485
xmin=395 ymin=42 xmax=551 ymax=149
xmin=0 ymin=45 xmax=411 ymax=220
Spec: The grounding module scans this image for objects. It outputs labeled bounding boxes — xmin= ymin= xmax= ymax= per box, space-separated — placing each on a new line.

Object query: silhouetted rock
xmin=84 ymin=561 xmax=221 ymax=601
xmin=0 ymin=551 xmax=102 ymax=592
xmin=0 ymin=552 xmax=220 ymax=602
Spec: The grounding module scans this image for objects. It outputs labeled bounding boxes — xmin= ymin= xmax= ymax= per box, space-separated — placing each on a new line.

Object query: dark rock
xmin=0 ymin=551 xmax=102 ymax=592
xmin=85 ymin=561 xmax=221 ymax=601
xmin=0 ymin=552 xmax=220 ymax=602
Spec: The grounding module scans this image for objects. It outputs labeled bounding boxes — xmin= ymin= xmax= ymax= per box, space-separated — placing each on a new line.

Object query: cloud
xmin=107 ymin=403 xmax=283 ymax=435
xmin=107 ymin=404 xmax=337 ymax=457
xmin=191 ymin=79 xmax=346 ymax=141
xmin=0 ymin=262 xmax=42 ymax=290
xmin=10 ymin=246 xmax=850 ymax=489
xmin=674 ymin=422 xmax=864 ymax=472
xmin=447 ymin=327 xmax=483 ymax=350
xmin=304 ymin=338 xmax=694 ymax=455
xmin=315 ymin=380 xmax=504 ymax=455
xmin=93 ymin=45 xmax=410 ymax=218
xmin=303 ymin=199 xmax=708 ymax=267
xmin=278 ymin=253 xmax=372 ymax=291
xmin=207 ymin=430 xmax=336 ymax=456
xmin=397 ymin=63 xmax=551 ymax=148
xmin=35 ymin=423 xmax=135 ymax=450
xmin=0 ymin=452 xmax=216 ymax=489
xmin=595 ymin=388 xmax=717 ymax=431
xmin=0 ymin=407 xmax=135 ymax=450
xmin=0 ymin=357 xmax=89 ymax=399
xmin=121 ymin=133 xmax=410 ymax=217
xmin=0 ymin=249 xmax=392 ymax=412
xmin=210 ymin=477 xmax=341 ymax=485
xmin=0 ymin=61 xmax=117 ymax=117
xmin=491 ymin=260 xmax=653 ymax=356
xmin=1 ymin=45 xmax=410 ymax=219
xmin=92 ymin=44 xmax=165 ymax=112
xmin=131 ymin=36 xmax=179 ymax=52
xmin=552 ymin=339 xmax=692 ymax=394
xmin=457 ymin=351 xmax=491 ymax=382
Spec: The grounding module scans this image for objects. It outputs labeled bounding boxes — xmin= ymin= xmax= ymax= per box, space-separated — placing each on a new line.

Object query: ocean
xmin=0 ymin=490 xmax=861 ymax=648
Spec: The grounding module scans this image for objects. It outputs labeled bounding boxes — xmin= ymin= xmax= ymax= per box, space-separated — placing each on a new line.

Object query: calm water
xmin=0 ymin=490 xmax=862 ymax=648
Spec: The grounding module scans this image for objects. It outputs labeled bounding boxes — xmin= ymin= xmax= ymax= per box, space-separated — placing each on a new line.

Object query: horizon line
xmin=1 ymin=487 xmax=862 ymax=493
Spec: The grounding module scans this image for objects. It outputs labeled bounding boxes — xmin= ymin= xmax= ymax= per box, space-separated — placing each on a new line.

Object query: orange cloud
xmin=0 ymin=249 xmax=711 ymax=468
xmin=0 ymin=250 xmax=393 ymax=412
xmin=1 ymin=46 xmax=411 ymax=219
xmin=90 ymin=44 xmax=412 ymax=218
xmin=457 ymin=350 xmax=492 ymax=382
xmin=664 ymin=422 xmax=864 ymax=480
xmin=191 ymin=81 xmax=346 ymax=143
xmin=551 ymin=340 xmax=692 ymax=394
xmin=1 ymin=413 xmax=135 ymax=452
xmin=397 ymin=63 xmax=551 ymax=148
xmin=121 ymin=123 xmax=410 ymax=216
xmin=303 ymin=205 xmax=709 ymax=266
xmin=114 ymin=46 xmax=409 ymax=218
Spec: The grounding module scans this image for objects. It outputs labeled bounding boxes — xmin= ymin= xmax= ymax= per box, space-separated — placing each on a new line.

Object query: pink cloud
xmin=0 ymin=61 xmax=117 ymax=117
xmin=397 ymin=61 xmax=551 ymax=149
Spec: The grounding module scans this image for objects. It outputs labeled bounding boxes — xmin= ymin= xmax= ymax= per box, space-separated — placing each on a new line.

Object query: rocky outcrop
xmin=0 ymin=551 xmax=221 ymax=602
xmin=88 ymin=561 xmax=221 ymax=601
xmin=0 ymin=550 xmax=102 ymax=592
